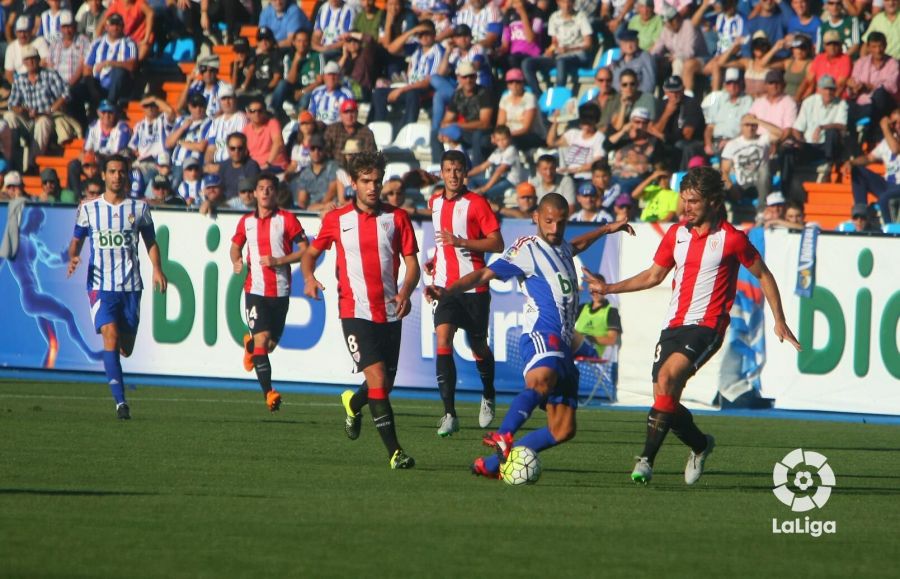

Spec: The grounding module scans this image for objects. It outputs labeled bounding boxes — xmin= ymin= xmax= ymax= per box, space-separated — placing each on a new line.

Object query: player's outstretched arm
xmin=435 ymin=230 xmax=504 ymax=254
xmin=66 ymin=238 xmax=85 ymax=278
xmin=395 ymin=253 xmax=421 ymax=319
xmin=747 ymin=257 xmax=802 ymax=351
xmin=145 ymin=241 xmax=168 ymax=293
xmin=582 ymin=263 xmax=670 ymax=295
xmin=300 ymin=245 xmax=326 ymax=300
xmin=425 ymin=267 xmax=497 ymax=302
xmin=571 ymin=220 xmax=635 ymax=255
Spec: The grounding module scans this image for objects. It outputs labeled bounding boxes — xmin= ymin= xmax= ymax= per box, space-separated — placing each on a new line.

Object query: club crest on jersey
xmin=128 ymin=214 xmax=135 ymax=224
xmin=709 ymin=238 xmax=720 ymax=250
xmin=503 ymin=246 xmax=519 ymax=260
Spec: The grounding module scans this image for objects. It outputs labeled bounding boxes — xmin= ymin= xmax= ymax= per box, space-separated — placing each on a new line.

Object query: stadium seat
xmin=578 ymin=87 xmax=599 ymax=106
xmin=577 ymin=47 xmax=621 ymax=79
xmin=162 ymin=38 xmax=196 ymax=63
xmin=671 ymin=171 xmax=686 ymax=192
xmin=368 ymin=121 xmax=394 ymax=149
xmin=384 ymin=162 xmax=412 ymax=182
xmin=538 ymin=87 xmax=572 ymax=115
xmin=387 ymin=122 xmax=430 ymax=151
xmin=883 ymin=223 xmax=900 ymax=234
xmin=836 ymin=221 xmax=856 ymax=232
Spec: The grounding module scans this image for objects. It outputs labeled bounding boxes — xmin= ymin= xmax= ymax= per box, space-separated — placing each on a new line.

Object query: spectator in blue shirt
xmin=259 ymin=0 xmax=312 ymax=48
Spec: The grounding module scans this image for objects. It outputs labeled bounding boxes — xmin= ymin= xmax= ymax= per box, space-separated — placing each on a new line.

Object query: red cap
xmin=340 ymin=99 xmax=359 ymax=113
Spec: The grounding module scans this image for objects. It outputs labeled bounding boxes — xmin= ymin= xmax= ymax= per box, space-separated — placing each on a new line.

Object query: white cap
xmin=767 ymin=192 xmax=786 ymax=206
xmin=323 ymin=61 xmax=341 ymax=75
xmin=15 ymin=16 xmax=30 ymax=32
xmin=59 ymin=10 xmax=74 ymax=26
xmin=630 ymin=107 xmax=651 ymax=121
xmin=157 ymin=151 xmax=171 ymax=166
xmin=4 ymin=171 xmax=23 ymax=187
xmin=724 ymin=68 xmax=741 ymax=83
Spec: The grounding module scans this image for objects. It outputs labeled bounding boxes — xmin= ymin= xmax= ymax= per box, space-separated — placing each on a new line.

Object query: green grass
xmin=1 ymin=380 xmax=898 ymax=578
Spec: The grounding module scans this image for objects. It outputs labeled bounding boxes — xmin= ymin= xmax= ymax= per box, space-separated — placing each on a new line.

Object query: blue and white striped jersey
xmin=40 ymin=9 xmax=64 ymax=42
xmin=489 ymin=235 xmax=580 ymax=346
xmin=85 ymin=120 xmax=132 ymax=155
xmin=308 ymin=85 xmax=354 ymax=125
xmin=314 ymin=2 xmax=356 ymax=46
xmin=453 ymin=3 xmax=501 ymax=43
xmin=171 ymin=116 xmax=213 ymax=167
xmin=207 ymin=112 xmax=248 ymax=162
xmin=73 ymin=197 xmax=156 ymax=292
xmin=409 ymin=43 xmax=444 ymax=83
xmin=129 ymin=115 xmax=174 ymax=161
xmin=187 ymin=79 xmax=233 ymax=118
xmin=176 ymin=179 xmax=203 ymax=204
xmin=84 ymin=35 xmax=138 ymax=87
xmin=714 ymin=13 xmax=746 ymax=55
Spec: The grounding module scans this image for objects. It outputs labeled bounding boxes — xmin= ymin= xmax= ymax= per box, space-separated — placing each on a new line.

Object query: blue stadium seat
xmin=161 ymin=38 xmax=196 ymax=63
xmin=578 ymin=87 xmax=599 ymax=105
xmin=578 ymin=48 xmax=622 ymax=78
xmin=883 ymin=223 xmax=900 ymax=234
xmin=836 ymin=221 xmax=856 ymax=232
xmin=670 ymin=171 xmax=686 ymax=192
xmin=538 ymin=87 xmax=573 ymax=114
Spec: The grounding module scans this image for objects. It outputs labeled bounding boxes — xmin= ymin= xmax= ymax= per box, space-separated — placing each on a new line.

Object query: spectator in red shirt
xmin=242 ymin=97 xmax=288 ymax=172
xmin=804 ymin=30 xmax=852 ymax=99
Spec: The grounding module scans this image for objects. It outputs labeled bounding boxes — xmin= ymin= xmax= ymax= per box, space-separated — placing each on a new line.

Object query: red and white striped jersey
xmin=653 ymin=221 xmax=760 ymax=335
xmin=232 ymin=209 xmax=307 ymax=297
xmin=428 ymin=191 xmax=500 ymax=293
xmin=312 ymin=203 xmax=419 ymax=322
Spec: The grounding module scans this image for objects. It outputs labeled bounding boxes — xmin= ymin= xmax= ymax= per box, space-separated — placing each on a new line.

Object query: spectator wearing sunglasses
xmin=180 ymin=54 xmax=233 ymax=118
xmin=293 ymin=133 xmax=338 ymax=210
xmin=216 ymin=132 xmax=260 ymax=199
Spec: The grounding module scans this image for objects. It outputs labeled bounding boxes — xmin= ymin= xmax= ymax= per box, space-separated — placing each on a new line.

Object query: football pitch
xmin=1 ymin=380 xmax=898 ymax=578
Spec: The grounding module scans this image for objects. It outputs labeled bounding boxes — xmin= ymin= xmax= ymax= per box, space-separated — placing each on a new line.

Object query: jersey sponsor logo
xmin=557 ymin=273 xmax=575 ymax=295
xmin=97 ymin=229 xmax=135 ymax=249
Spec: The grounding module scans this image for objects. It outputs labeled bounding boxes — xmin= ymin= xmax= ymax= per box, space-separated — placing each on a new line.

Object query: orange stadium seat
xmin=23 ymin=175 xmax=42 ymax=197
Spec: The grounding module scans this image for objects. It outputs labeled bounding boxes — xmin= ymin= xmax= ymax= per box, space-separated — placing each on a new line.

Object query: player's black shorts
xmin=244 ymin=293 xmax=289 ymax=343
xmin=432 ymin=291 xmax=491 ymax=340
xmin=341 ymin=318 xmax=403 ymax=374
xmin=651 ymin=325 xmax=724 ymax=383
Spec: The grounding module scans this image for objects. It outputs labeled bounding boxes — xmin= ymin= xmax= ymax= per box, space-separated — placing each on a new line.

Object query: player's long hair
xmin=680 ymin=167 xmax=727 ymax=228
xmin=348 ymin=151 xmax=387 ymax=181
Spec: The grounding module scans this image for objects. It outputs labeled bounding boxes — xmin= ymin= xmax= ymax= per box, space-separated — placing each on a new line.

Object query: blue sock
xmin=102 ymin=350 xmax=125 ymax=404
xmin=483 ymin=454 xmax=500 ymax=474
xmin=518 ymin=427 xmax=559 ymax=453
xmin=498 ymin=389 xmax=543 ymax=435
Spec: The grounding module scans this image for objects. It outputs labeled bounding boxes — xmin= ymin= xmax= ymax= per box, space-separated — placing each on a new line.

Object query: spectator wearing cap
xmin=522 ymin=0 xmax=592 ymax=97
xmin=176 ymin=156 xmax=203 ymax=205
xmin=817 ymin=0 xmax=861 ymax=56
xmin=775 ymin=34 xmax=813 ymax=101
xmin=227 ymin=177 xmax=257 ymax=211
xmin=845 ymin=203 xmax=880 ymax=232
xmin=467 ymin=125 xmax=525 ymax=202
xmin=76 ymin=12 xmax=137 ymax=109
xmin=38 ymin=168 xmax=65 ymax=203
xmin=148 ymin=174 xmax=186 ymax=207
xmin=142 ymin=151 xmax=173 ymax=197
xmin=67 ymin=100 xmax=131 ymax=196
xmin=95 ymin=0 xmax=154 ymax=61
xmin=612 ymin=192 xmax=636 ymax=222
xmin=312 ymin=0 xmax=356 ymax=60
xmin=436 ymin=124 xmax=465 ymax=152
xmin=128 ymin=94 xmax=176 ymax=183
xmin=284 ymin=110 xmax=318 ymax=175
xmin=371 ymin=20 xmax=444 ymax=129
xmin=703 ymin=68 xmax=753 ymax=156
xmin=5 ymin=16 xmax=50 ymax=84
xmin=242 ymin=96 xmax=288 ymax=172
xmin=431 ymin=23 xmax=489 ymax=136
xmin=240 ymin=27 xmax=283 ymax=103
xmin=650 ymin=75 xmax=705 ymax=170
xmin=205 ymin=85 xmax=248 ymax=165
xmin=497 ymin=68 xmax=546 ymax=152
xmin=2 ymin=171 xmax=25 ymax=200
xmin=601 ymin=68 xmax=657 ymax=134
xmin=570 ymin=182 xmax=613 ymax=223
xmin=806 ymin=29 xmax=852 ymax=98
xmin=745 ymin=0 xmax=787 ymax=59
xmin=324 ymin=99 xmax=376 ymax=160
xmin=199 ymin=174 xmax=227 ymax=216
xmin=433 ymin=60 xmax=493 ymax=164
xmin=338 ymin=31 xmax=377 ymax=98
xmin=547 ymin=102 xmax=607 ymax=181
xmin=309 ymin=61 xmax=355 ymax=125
xmin=499 ymin=0 xmax=545 ymax=72
xmin=439 ymin=0 xmax=502 ymax=50
xmin=607 ymin=106 xmax=659 ymax=190
xmin=649 ymin=6 xmax=708 ymax=94
xmin=216 ymin=132 xmax=260 ymax=199
xmin=259 ymin=0 xmax=311 ymax=48
xmin=781 ymin=75 xmax=848 ymax=201
xmin=721 ymin=114 xmax=773 ymax=216
xmin=47 ymin=10 xmax=90 ymax=95
xmin=627 ymin=0 xmax=663 ymax=52
xmin=294 ymin=133 xmax=338 ymax=209
xmin=761 ymin=191 xmax=786 ymax=224
xmin=846 ymin=108 xmax=900 ymax=225
xmin=611 ymin=28 xmax=656 ymax=95
xmin=748 ymin=69 xmax=798 ymax=142
xmin=763 ymin=199 xmax=805 ymax=229
xmin=231 ymin=37 xmax=253 ymax=92
xmin=4 ymin=44 xmax=80 ymax=171
xmin=180 ymin=54 xmax=233 ymax=118
xmin=847 ymin=32 xmax=899 ymax=146
xmin=863 ymin=0 xmax=900 ymax=60
xmin=530 ymin=154 xmax=576 ymax=211
xmin=273 ymin=30 xmax=325 ymax=115
xmin=712 ymin=30 xmax=778 ymax=98
xmin=73 ymin=152 xmax=101 ymax=197
xmin=631 ymin=163 xmax=678 ymax=222
xmin=495 ymin=182 xmax=538 ymax=219
xmin=166 ymin=92 xmax=213 ymax=183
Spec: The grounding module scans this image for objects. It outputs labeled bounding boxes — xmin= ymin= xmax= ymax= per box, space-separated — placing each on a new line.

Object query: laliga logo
xmin=771 ymin=448 xmax=837 ymax=537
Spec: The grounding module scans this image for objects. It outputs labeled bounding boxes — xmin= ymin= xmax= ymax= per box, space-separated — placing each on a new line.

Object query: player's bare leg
xmin=100 ymin=323 xmax=129 ymax=419
xmin=435 ymin=323 xmax=460 ymax=436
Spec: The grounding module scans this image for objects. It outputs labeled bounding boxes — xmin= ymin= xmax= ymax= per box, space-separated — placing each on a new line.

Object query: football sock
xmin=369 ymin=393 xmax=400 ymax=456
xmin=252 ymin=348 xmax=272 ymax=394
xmin=498 ymin=388 xmax=543 ymax=435
xmin=518 ymin=427 xmax=558 ymax=453
xmin=482 ymin=454 xmax=501 ymax=474
xmin=102 ymin=350 xmax=125 ymax=405
xmin=641 ymin=395 xmax=678 ymax=464
xmin=671 ymin=404 xmax=708 ymax=453
xmin=474 ymin=350 xmax=496 ymax=399
xmin=350 ymin=382 xmax=368 ymax=414
xmin=436 ymin=349 xmax=457 ymax=416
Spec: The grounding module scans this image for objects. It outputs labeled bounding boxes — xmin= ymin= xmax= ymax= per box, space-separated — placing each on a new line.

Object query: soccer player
xmin=300 ymin=151 xmax=420 ymax=469
xmin=583 ymin=166 xmax=801 ymax=485
xmin=67 ymin=154 xmax=168 ymax=419
xmin=426 ymin=193 xmax=634 ymax=478
xmin=230 ymin=173 xmax=309 ymax=412
xmin=428 ymin=149 xmax=504 ymax=437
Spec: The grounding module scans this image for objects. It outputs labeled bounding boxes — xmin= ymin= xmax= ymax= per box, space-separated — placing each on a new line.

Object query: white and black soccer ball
xmin=500 ymin=446 xmax=542 ymax=486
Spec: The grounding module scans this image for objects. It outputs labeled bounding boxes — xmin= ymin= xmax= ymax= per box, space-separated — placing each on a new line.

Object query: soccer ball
xmin=500 ymin=446 xmax=542 ymax=486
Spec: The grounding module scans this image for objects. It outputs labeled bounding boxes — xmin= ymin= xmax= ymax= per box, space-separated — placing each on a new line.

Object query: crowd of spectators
xmin=0 ymin=0 xmax=898 ymax=229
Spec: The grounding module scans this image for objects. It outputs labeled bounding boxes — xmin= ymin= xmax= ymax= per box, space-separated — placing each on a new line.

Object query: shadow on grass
xmin=0 ymin=488 xmax=158 ymax=497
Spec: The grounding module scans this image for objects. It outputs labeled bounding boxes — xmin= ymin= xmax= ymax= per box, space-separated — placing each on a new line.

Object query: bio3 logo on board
xmin=797 ymin=248 xmax=900 ymax=378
